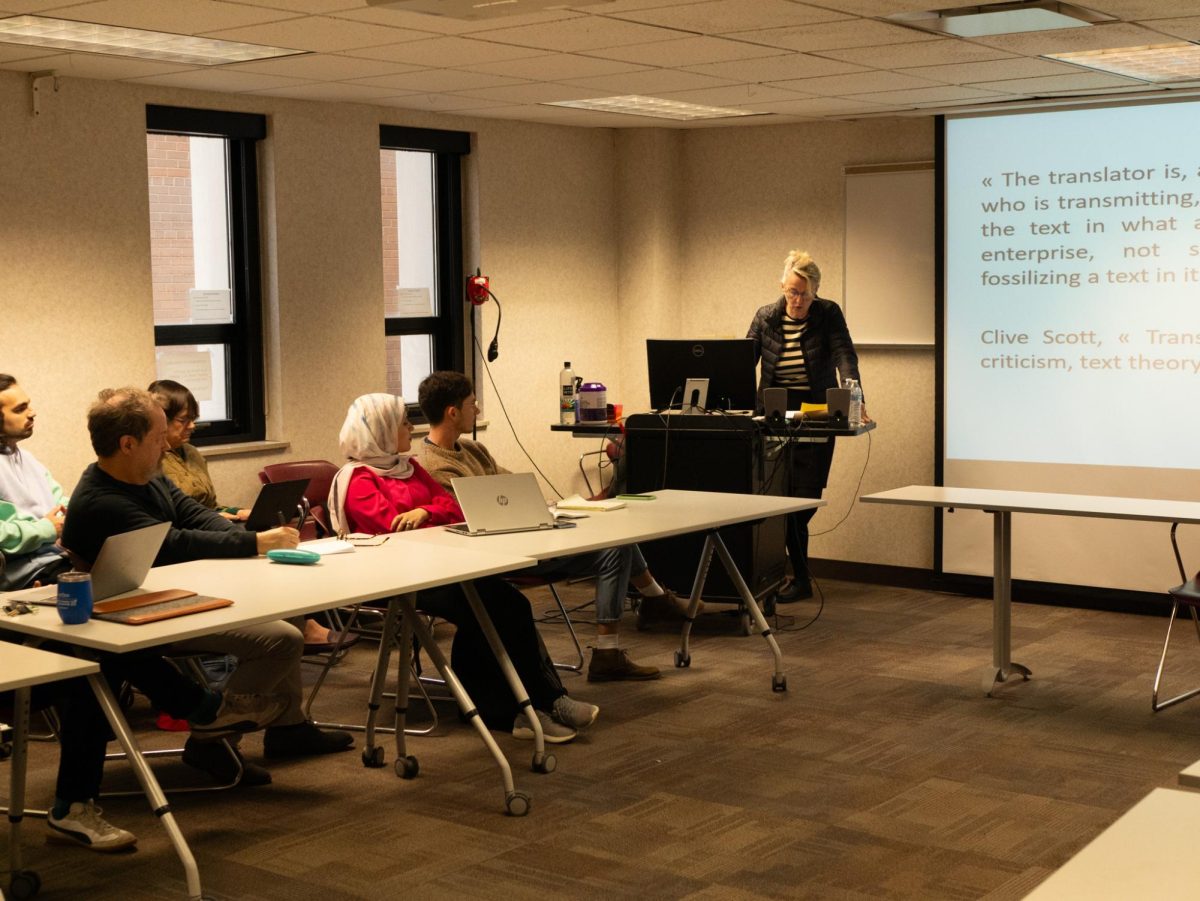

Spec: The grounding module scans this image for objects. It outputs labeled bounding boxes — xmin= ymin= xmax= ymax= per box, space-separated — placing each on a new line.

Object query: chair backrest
xmin=259 ymin=460 xmax=339 ymax=539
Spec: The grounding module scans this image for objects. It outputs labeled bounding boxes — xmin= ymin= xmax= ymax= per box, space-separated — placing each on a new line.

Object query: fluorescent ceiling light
xmin=887 ymin=1 xmax=1114 ymax=38
xmin=0 ymin=15 xmax=305 ymax=66
xmin=366 ymin=0 xmax=610 ymax=20
xmin=1046 ymin=42 xmax=1200 ymax=83
xmin=545 ymin=95 xmax=767 ymax=121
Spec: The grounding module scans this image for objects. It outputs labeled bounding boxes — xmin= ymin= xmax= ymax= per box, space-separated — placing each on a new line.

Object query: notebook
xmin=242 ymin=478 xmax=310 ymax=532
xmin=447 ymin=473 xmax=577 ymax=537
xmin=7 ymin=522 xmax=171 ymax=605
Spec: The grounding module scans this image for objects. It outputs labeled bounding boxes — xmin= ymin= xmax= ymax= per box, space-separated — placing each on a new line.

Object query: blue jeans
xmin=528 ymin=545 xmax=647 ymax=623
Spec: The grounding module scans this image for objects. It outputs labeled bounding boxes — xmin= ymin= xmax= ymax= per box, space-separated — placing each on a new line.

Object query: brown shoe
xmin=635 ymin=590 xmax=703 ymax=631
xmin=587 ymin=648 xmax=661 ymax=682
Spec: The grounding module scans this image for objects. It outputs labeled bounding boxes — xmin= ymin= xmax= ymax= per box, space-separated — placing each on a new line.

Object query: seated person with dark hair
xmin=328 ymin=392 xmax=599 ymax=742
xmin=417 ymin=371 xmax=695 ymax=683
xmin=61 ymin=387 xmax=353 ymax=782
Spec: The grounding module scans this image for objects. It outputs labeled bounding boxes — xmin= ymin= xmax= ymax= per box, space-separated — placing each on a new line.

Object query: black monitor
xmin=646 ymin=339 xmax=758 ymax=412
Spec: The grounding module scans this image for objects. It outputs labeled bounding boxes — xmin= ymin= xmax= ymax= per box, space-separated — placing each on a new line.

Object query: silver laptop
xmin=447 ymin=473 xmax=576 ymax=537
xmin=6 ymin=521 xmax=171 ymax=604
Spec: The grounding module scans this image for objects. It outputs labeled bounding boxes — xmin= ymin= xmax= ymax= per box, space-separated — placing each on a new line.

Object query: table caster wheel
xmin=362 ymin=746 xmax=385 ymax=768
xmin=532 ymin=752 xmax=556 ymax=774
xmin=10 ymin=868 xmax=41 ymax=899
xmin=772 ymin=674 xmax=787 ymax=693
xmin=505 ymin=791 xmax=531 ymax=817
xmin=762 ymin=596 xmax=777 ymax=618
xmin=394 ymin=755 xmax=419 ymax=779
xmin=674 ymin=650 xmax=690 ymax=668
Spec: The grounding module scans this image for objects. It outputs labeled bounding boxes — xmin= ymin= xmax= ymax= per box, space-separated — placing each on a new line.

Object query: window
xmin=146 ymin=105 xmax=266 ymax=444
xmin=380 ymin=125 xmax=468 ymax=411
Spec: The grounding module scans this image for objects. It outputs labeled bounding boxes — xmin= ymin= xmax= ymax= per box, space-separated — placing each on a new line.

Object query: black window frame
xmin=379 ymin=124 xmax=469 ymax=420
xmin=147 ymin=104 xmax=267 ymax=445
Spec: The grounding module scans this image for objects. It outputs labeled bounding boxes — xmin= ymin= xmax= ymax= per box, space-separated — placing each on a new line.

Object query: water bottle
xmin=847 ymin=379 xmax=863 ymax=427
xmin=559 ymin=362 xmax=576 ymax=425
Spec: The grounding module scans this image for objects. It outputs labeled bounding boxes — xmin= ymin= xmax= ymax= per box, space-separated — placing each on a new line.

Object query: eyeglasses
xmin=173 ymin=416 xmax=196 ymax=427
xmin=784 ymin=289 xmax=810 ymax=302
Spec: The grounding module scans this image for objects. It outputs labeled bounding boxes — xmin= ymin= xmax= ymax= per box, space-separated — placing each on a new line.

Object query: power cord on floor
xmin=771 ymin=576 xmax=825 ymax=632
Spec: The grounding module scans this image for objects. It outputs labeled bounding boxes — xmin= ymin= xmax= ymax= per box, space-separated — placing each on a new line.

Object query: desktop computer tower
xmin=623 ymin=414 xmax=787 ymax=603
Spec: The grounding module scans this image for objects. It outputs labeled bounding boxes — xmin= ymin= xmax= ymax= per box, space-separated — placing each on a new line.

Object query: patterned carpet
xmin=6 ymin=578 xmax=1200 ymax=900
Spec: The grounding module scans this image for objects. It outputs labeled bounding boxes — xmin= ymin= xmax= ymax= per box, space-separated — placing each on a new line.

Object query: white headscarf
xmin=329 ymin=393 xmax=414 ymax=535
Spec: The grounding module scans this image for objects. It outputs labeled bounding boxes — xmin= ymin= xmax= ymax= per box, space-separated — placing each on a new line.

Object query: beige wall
xmin=2 ymin=68 xmax=935 ymax=570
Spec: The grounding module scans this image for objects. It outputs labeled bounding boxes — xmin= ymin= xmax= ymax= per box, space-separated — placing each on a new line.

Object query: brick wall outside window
xmin=147 ymin=134 xmax=194 ymax=325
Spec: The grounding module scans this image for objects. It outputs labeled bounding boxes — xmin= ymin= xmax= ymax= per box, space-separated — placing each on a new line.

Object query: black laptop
xmin=242 ymin=478 xmax=310 ymax=532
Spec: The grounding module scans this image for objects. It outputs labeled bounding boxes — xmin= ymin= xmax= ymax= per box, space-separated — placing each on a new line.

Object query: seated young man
xmin=60 ymin=388 xmax=353 ymax=784
xmin=417 ymin=371 xmax=695 ymax=683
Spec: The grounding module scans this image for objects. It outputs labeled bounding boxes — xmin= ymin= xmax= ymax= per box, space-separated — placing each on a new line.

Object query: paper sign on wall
xmin=189 ymin=289 xmax=232 ymax=323
xmin=156 ymin=351 xmax=213 ymax=401
xmin=394 ymin=287 xmax=432 ymax=317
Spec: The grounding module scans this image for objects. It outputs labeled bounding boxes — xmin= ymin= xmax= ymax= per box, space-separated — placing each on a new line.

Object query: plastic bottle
xmin=559 ymin=362 xmax=576 ymax=425
xmin=847 ymin=379 xmax=863 ymax=427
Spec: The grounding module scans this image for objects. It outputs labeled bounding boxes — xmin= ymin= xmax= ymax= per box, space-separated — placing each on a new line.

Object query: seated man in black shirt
xmin=61 ymin=388 xmax=352 ymax=785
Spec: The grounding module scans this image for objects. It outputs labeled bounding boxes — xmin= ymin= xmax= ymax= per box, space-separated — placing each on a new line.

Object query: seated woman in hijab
xmin=328 ymin=392 xmax=598 ymax=743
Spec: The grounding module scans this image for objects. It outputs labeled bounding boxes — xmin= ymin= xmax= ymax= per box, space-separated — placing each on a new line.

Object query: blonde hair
xmin=781 ymin=250 xmax=820 ymax=292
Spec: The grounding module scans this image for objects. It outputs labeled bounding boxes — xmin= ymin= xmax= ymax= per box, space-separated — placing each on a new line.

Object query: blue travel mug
xmin=56 ymin=572 xmax=94 ymax=624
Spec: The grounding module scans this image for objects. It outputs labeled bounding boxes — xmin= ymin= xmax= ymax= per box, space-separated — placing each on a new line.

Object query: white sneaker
xmin=47 ymin=800 xmax=137 ymax=852
xmin=551 ymin=694 xmax=599 ymax=729
xmin=512 ymin=710 xmax=576 ymax=744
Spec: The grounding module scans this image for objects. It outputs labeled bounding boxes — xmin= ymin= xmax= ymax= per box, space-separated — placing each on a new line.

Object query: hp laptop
xmin=242 ymin=478 xmax=310 ymax=532
xmin=447 ymin=473 xmax=577 ymax=537
xmin=7 ymin=521 xmax=171 ymax=604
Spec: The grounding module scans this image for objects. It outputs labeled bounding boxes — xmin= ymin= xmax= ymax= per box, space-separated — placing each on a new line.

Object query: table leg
xmin=362 ymin=596 xmax=401 ymax=768
xmin=86 ymin=674 xmax=203 ymax=900
xmin=675 ymin=533 xmax=717 ymax=670
xmin=7 ymin=685 xmax=41 ymax=900
xmin=985 ymin=510 xmax=1031 ymax=696
xmin=390 ymin=597 xmax=418 ymax=779
xmin=711 ymin=532 xmax=787 ymax=693
xmin=399 ymin=595 xmax=530 ymax=817
xmin=460 ymin=581 xmax=555 ymax=777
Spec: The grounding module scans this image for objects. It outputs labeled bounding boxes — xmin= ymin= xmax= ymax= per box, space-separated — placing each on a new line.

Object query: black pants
xmin=417 ymin=577 xmax=564 ymax=731
xmin=786 ymin=434 xmax=836 ymax=585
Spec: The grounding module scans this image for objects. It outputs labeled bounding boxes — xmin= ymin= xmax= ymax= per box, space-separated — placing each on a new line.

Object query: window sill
xmin=198 ymin=440 xmax=290 ymax=459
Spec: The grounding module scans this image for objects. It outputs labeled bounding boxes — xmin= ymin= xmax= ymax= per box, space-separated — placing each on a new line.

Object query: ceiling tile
xmin=567 ymin=0 xmax=701 ymax=13
xmin=0 ymin=49 xmax=192 ymax=77
xmin=1081 ymin=0 xmax=1200 ymax=18
xmin=804 ymin=0 xmax=986 ymax=13
xmin=561 ymin=66 xmax=735 ymax=94
xmin=1142 ymin=17 xmax=1200 ymax=41
xmin=656 ymin=82 xmax=810 ymax=106
xmin=213 ymin=0 xmax=352 ymax=11
xmin=463 ymin=102 xmax=644 ymax=127
xmin=769 ymin=70 xmax=945 ymax=95
xmin=902 ymin=57 xmax=1084 ymax=84
xmin=379 ymin=92 xmax=514 ymax=111
xmin=349 ymin=68 xmax=528 ymax=91
xmin=225 ymin=52 xmax=420 ymax=79
xmin=201 ymin=14 xmax=425 ymax=52
xmin=469 ymin=15 xmax=687 ymax=52
xmin=0 ymin=0 xmax=117 ymax=11
xmin=250 ymin=80 xmax=408 ymax=101
xmin=850 ymin=84 xmax=1002 ymax=104
xmin=737 ymin=95 xmax=891 ymax=116
xmin=583 ymin=35 xmax=783 ymax=67
xmin=461 ymin=51 xmax=645 ymax=80
xmin=968 ymin=71 xmax=1148 ymax=93
xmin=968 ymin=22 xmax=1169 ymax=55
xmin=330 ymin=6 xmax=580 ymax=36
xmin=127 ymin=67 xmax=312 ymax=92
xmin=736 ymin=18 xmax=939 ymax=52
xmin=33 ymin=0 xmax=297 ymax=33
xmin=818 ymin=39 xmax=1016 ymax=68
xmin=450 ymin=81 xmax=601 ymax=103
xmin=607 ymin=0 xmax=853 ymax=34
xmin=344 ymin=34 xmax=549 ymax=65
xmin=682 ymin=52 xmax=867 ymax=82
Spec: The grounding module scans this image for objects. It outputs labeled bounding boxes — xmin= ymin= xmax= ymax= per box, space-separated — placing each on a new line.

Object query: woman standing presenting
xmin=746 ymin=250 xmax=867 ymax=602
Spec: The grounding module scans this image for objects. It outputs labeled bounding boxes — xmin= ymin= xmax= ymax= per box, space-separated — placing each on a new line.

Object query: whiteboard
xmin=843 ymin=166 xmax=935 ymax=346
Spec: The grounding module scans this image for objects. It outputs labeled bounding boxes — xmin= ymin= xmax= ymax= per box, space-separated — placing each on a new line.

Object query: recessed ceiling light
xmin=0 ymin=15 xmax=306 ymax=66
xmin=1046 ymin=42 xmax=1200 ymax=82
xmin=886 ymin=1 xmax=1114 ymax=38
xmin=365 ymin=0 xmax=611 ymax=20
xmin=544 ymin=95 xmax=767 ymax=121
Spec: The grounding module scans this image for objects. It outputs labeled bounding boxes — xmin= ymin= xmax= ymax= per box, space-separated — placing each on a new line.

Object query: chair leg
xmin=546 ymin=583 xmax=584 ymax=673
xmin=1152 ymin=601 xmax=1200 ymax=711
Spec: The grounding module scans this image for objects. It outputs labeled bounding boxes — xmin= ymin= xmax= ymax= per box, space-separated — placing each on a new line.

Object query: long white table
xmin=0 ymin=539 xmax=537 ymax=895
xmin=860 ymin=486 xmax=1200 ymax=695
xmin=2 ymin=644 xmax=100 ymax=900
xmin=400 ymin=488 xmax=825 ymax=692
xmin=1025 ymin=788 xmax=1200 ymax=899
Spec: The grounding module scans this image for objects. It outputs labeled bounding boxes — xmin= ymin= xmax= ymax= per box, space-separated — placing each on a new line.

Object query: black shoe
xmin=263 ymin=721 xmax=354 ymax=759
xmin=777 ymin=580 xmax=813 ymax=603
xmin=182 ymin=738 xmax=272 ymax=787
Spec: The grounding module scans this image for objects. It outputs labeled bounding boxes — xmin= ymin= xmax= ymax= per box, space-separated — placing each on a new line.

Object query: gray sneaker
xmin=47 ymin=800 xmax=137 ymax=852
xmin=191 ymin=691 xmax=286 ymax=734
xmin=551 ymin=694 xmax=599 ymax=730
xmin=512 ymin=710 xmax=576 ymax=744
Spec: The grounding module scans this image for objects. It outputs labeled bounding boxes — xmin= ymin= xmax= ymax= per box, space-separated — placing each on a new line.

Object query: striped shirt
xmin=774 ymin=314 xmax=809 ymax=388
